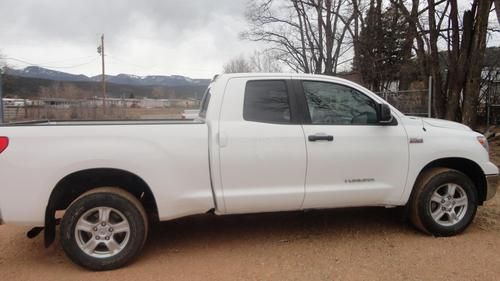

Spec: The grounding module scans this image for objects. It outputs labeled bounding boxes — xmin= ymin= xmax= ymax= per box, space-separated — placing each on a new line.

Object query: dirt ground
xmin=1 ymin=141 xmax=500 ymax=280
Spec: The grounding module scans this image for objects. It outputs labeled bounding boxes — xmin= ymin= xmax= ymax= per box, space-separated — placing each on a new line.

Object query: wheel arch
xmin=44 ymin=168 xmax=159 ymax=247
xmin=416 ymin=157 xmax=487 ymax=204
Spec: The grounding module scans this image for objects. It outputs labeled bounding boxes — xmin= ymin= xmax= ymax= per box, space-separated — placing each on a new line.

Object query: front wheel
xmin=60 ymin=187 xmax=148 ymax=270
xmin=409 ymin=168 xmax=478 ymax=237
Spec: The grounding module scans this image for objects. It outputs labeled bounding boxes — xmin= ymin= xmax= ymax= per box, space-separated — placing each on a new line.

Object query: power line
xmin=34 ymin=55 xmax=99 ymax=65
xmin=3 ymin=56 xmax=99 ymax=70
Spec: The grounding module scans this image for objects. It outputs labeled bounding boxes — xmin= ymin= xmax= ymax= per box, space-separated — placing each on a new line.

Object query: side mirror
xmin=378 ymin=103 xmax=393 ymax=124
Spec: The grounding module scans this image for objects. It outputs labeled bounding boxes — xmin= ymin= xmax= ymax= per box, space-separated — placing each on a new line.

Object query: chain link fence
xmin=1 ymin=97 xmax=200 ymax=123
xmin=375 ymin=89 xmax=431 ymax=117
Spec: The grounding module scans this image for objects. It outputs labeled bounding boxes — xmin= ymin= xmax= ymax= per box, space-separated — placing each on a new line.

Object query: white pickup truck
xmin=0 ymin=73 xmax=498 ymax=270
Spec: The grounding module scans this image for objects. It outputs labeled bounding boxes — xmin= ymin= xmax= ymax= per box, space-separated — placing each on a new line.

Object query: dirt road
xmin=1 ymin=141 xmax=500 ymax=280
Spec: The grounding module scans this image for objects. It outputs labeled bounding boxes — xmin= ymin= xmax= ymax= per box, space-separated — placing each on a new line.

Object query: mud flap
xmin=44 ymin=205 xmax=56 ymax=248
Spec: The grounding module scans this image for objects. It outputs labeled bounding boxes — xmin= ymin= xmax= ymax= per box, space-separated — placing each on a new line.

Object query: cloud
xmin=0 ymin=0 xmax=259 ymax=77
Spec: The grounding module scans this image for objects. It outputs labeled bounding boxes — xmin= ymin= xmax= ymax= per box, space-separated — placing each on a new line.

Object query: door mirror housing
xmin=377 ymin=103 xmax=393 ymax=124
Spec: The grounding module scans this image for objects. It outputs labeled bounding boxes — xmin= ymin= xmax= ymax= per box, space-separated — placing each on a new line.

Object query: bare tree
xmin=249 ymin=51 xmax=283 ymax=72
xmin=355 ymin=0 xmax=411 ymax=92
xmin=242 ymin=0 xmax=360 ymax=75
xmin=393 ymin=0 xmax=494 ymax=127
xmin=495 ymin=0 xmax=500 ymax=25
xmin=241 ymin=0 xmax=495 ymax=127
xmin=223 ymin=51 xmax=283 ymax=73
xmin=461 ymin=0 xmax=494 ymax=126
xmin=223 ymin=55 xmax=254 ymax=73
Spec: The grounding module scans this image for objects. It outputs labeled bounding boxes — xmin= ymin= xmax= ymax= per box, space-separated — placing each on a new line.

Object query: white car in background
xmin=181 ymin=109 xmax=200 ymax=119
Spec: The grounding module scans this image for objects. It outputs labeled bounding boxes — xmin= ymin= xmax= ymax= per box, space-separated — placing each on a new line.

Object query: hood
xmin=421 ymin=117 xmax=471 ymax=131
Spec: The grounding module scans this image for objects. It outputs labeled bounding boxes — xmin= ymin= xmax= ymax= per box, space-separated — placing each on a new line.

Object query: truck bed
xmin=0 ymin=120 xmax=213 ymax=225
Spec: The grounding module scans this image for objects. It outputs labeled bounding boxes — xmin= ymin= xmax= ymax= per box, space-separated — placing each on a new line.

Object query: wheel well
xmin=420 ymin=157 xmax=487 ymax=203
xmin=44 ymin=168 xmax=158 ymax=247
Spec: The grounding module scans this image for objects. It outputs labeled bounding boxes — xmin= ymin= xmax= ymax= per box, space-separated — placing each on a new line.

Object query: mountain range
xmin=5 ymin=66 xmax=211 ymax=87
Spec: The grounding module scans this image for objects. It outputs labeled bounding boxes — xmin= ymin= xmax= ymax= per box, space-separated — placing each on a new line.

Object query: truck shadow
xmin=142 ymin=207 xmax=415 ymax=257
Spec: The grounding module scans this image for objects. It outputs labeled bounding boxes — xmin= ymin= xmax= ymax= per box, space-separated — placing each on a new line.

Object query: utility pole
xmin=97 ymin=34 xmax=106 ymax=115
xmin=0 ymin=70 xmax=4 ymax=124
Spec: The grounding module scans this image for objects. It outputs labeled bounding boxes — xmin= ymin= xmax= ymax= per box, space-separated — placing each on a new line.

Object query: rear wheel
xmin=60 ymin=187 xmax=148 ymax=270
xmin=409 ymin=168 xmax=478 ymax=236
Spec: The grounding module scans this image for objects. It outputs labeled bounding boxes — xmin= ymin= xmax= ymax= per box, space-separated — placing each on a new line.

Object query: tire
xmin=60 ymin=187 xmax=148 ymax=271
xmin=408 ymin=168 xmax=478 ymax=237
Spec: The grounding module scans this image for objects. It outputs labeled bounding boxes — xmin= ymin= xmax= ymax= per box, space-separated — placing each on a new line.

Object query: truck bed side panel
xmin=0 ymin=124 xmax=213 ymax=225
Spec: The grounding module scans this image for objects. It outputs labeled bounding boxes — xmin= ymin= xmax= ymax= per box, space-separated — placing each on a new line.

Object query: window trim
xmin=295 ymin=79 xmax=397 ymax=126
xmin=242 ymin=79 xmax=301 ymax=125
xmin=198 ymin=88 xmax=211 ymax=118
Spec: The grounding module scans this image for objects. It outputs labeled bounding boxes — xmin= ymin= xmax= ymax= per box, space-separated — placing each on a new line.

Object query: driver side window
xmin=302 ymin=81 xmax=378 ymax=125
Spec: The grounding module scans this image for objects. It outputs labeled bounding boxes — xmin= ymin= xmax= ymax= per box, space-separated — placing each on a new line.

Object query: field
xmin=4 ymin=106 xmax=188 ymax=122
xmin=1 ymin=138 xmax=500 ymax=280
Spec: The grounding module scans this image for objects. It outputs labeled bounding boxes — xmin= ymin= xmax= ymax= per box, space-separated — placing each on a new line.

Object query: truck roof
xmin=216 ymin=72 xmax=353 ymax=84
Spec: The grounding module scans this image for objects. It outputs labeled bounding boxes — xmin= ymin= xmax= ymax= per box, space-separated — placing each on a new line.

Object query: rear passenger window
xmin=243 ymin=80 xmax=291 ymax=124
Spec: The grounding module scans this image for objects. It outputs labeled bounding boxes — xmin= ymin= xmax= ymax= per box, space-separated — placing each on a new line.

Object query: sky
xmin=0 ymin=0 xmax=498 ymax=79
xmin=0 ymin=0 xmax=262 ymax=78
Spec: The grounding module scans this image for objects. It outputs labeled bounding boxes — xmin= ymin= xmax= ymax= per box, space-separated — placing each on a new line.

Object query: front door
xmin=297 ymin=79 xmax=409 ymax=209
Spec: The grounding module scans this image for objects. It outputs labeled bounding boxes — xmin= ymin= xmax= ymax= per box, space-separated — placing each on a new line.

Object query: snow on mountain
xmin=6 ymin=66 xmax=211 ymax=87
xmin=6 ymin=66 xmax=89 ymax=82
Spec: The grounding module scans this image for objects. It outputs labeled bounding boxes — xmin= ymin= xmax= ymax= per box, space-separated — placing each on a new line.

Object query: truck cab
xmin=205 ymin=74 xmax=497 ymax=215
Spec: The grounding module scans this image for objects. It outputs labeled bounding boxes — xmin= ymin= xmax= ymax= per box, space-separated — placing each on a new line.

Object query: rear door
xmin=218 ymin=77 xmax=307 ymax=214
xmin=296 ymin=79 xmax=409 ymax=208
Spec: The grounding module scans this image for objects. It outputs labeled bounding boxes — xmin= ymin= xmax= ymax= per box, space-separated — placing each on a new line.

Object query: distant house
xmin=337 ymin=71 xmax=363 ymax=84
